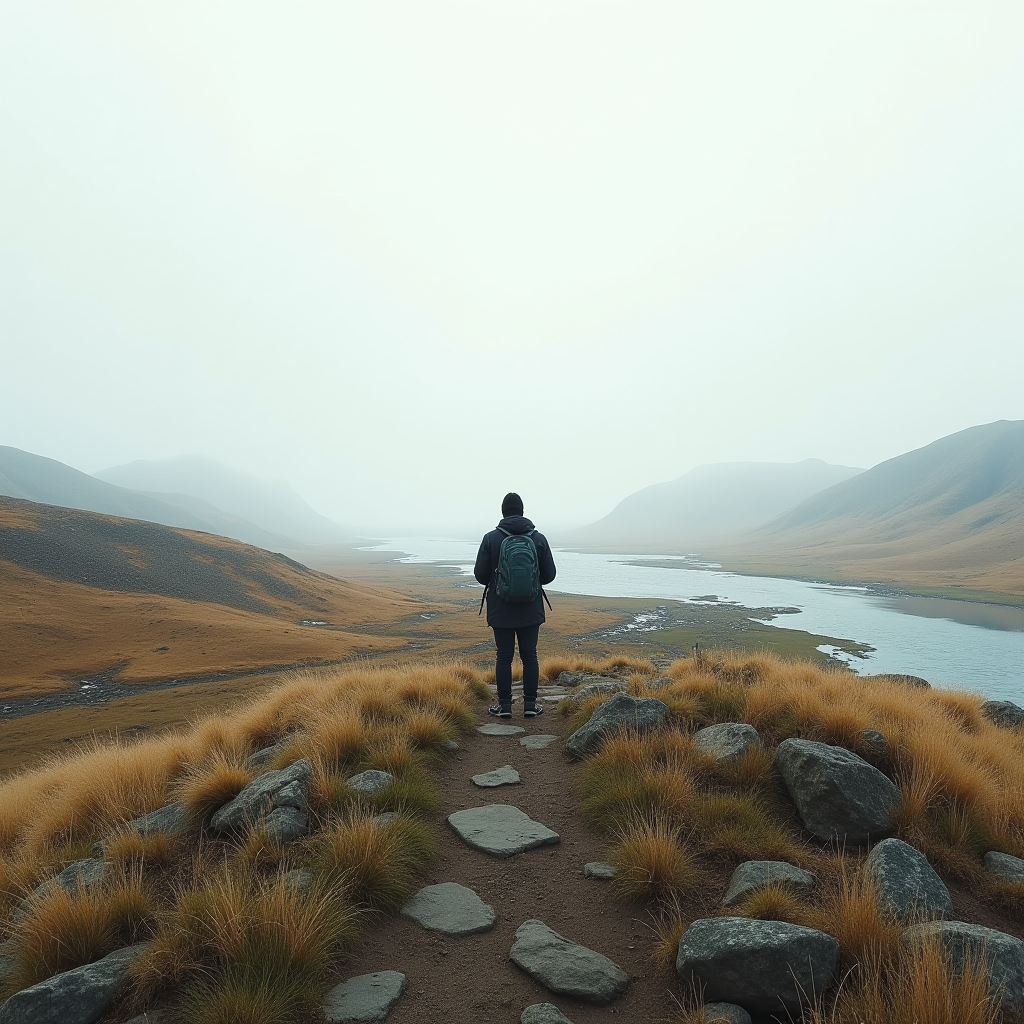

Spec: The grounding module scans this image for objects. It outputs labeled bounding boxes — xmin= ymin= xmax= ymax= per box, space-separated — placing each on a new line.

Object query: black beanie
xmin=501 ymin=492 xmax=524 ymax=517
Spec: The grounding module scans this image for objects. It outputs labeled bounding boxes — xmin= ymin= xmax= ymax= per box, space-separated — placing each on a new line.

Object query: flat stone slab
xmin=323 ymin=971 xmax=408 ymax=1023
xmin=400 ymin=882 xmax=496 ymax=936
xmin=478 ymin=723 xmax=526 ymax=736
xmin=448 ymin=805 xmax=560 ymax=858
xmin=510 ymin=919 xmax=629 ymax=1004
xmin=521 ymin=735 xmax=558 ymax=750
xmin=521 ymin=1004 xmax=576 ymax=1024
xmin=584 ymin=862 xmax=617 ymax=880
xmin=722 ymin=861 xmax=816 ymax=907
xmin=472 ymin=765 xmax=521 ymax=788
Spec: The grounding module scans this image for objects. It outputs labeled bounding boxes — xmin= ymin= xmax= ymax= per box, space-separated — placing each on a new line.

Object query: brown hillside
xmin=0 ymin=498 xmax=418 ymax=698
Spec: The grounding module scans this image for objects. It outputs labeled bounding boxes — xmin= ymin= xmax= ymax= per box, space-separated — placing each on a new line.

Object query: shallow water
xmin=363 ymin=538 xmax=1024 ymax=703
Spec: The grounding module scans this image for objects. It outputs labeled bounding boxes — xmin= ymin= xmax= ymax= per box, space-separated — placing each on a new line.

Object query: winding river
xmin=365 ymin=538 xmax=1024 ymax=704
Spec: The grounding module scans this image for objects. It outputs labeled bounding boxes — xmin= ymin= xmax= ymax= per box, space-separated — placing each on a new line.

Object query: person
xmin=474 ymin=492 xmax=557 ymax=718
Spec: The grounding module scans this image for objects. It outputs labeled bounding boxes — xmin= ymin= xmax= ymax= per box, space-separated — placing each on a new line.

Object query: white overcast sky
xmin=2 ymin=2 xmax=1023 ymax=532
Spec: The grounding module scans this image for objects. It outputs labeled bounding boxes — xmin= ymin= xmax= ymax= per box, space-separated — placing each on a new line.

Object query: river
xmin=364 ymin=538 xmax=1024 ymax=703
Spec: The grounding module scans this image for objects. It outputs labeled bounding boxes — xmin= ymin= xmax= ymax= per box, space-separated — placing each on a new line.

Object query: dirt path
xmin=340 ymin=692 xmax=681 ymax=1024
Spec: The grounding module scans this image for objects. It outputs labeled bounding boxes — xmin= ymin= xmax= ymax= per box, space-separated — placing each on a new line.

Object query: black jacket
xmin=474 ymin=515 xmax=557 ymax=628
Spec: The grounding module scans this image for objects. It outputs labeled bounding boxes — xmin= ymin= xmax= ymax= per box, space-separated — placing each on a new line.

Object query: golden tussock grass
xmin=611 ymin=818 xmax=701 ymax=900
xmin=729 ymin=882 xmax=812 ymax=925
xmin=0 ymin=661 xmax=478 ymax=1018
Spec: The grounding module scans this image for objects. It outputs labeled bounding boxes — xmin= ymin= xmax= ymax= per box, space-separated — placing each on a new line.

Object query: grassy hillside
xmin=0 ymin=497 xmax=417 ymax=697
xmin=717 ymin=420 xmax=1024 ymax=597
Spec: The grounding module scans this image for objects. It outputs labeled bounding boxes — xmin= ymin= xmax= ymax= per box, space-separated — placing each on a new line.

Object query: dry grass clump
xmin=311 ymin=811 xmax=435 ymax=909
xmin=4 ymin=867 xmax=150 ymax=993
xmin=0 ymin=661 xmax=479 ymax=1018
xmin=541 ymin=653 xmax=657 ymax=682
xmin=729 ymin=882 xmax=811 ymax=925
xmin=611 ymin=818 xmax=701 ymax=900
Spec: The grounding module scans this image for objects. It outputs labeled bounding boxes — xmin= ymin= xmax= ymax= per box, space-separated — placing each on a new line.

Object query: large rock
xmin=23 ymin=859 xmax=108 ymax=913
xmin=346 ymin=770 xmax=393 ymax=795
xmin=572 ymin=680 xmax=627 ymax=702
xmin=510 ymin=920 xmax=629 ymax=1005
xmin=448 ymin=805 xmax=559 ymax=858
xmin=981 ymin=700 xmax=1024 ymax=730
xmin=472 ymin=765 xmax=521 ymax=788
xmin=400 ymin=882 xmax=496 ymax=936
xmin=676 ymin=917 xmax=839 ymax=1015
xmin=247 ymin=741 xmax=289 ymax=769
xmin=521 ymin=1004 xmax=575 ymax=1024
xmin=984 ymin=851 xmax=1024 ymax=884
xmin=127 ymin=802 xmax=187 ymax=837
xmin=702 ymin=1004 xmax=752 ymax=1024
xmin=774 ymin=738 xmax=900 ymax=845
xmin=864 ymin=838 xmax=952 ymax=921
xmin=565 ymin=693 xmax=671 ymax=759
xmin=210 ymin=759 xmax=311 ymax=834
xmin=0 ymin=943 xmax=147 ymax=1024
xmin=903 ymin=921 xmax=1024 ymax=1009
xmin=322 ymin=971 xmax=408 ymax=1022
xmin=263 ymin=805 xmax=307 ymax=844
xmin=695 ymin=723 xmax=761 ymax=763
xmin=722 ymin=861 xmax=816 ymax=907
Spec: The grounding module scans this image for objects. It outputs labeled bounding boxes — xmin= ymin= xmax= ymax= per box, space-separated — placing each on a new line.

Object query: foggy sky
xmin=2 ymin=3 xmax=1023 ymax=534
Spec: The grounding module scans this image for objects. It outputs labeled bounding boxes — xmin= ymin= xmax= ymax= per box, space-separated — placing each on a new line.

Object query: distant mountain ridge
xmin=721 ymin=419 xmax=1024 ymax=596
xmin=96 ymin=457 xmax=348 ymax=546
xmin=562 ymin=459 xmax=863 ymax=549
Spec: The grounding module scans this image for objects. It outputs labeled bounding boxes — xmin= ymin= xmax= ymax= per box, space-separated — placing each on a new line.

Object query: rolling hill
xmin=96 ymin=456 xmax=348 ymax=546
xmin=718 ymin=420 xmax=1024 ymax=596
xmin=0 ymin=496 xmax=416 ymax=697
xmin=0 ymin=446 xmax=292 ymax=549
xmin=561 ymin=459 xmax=863 ymax=550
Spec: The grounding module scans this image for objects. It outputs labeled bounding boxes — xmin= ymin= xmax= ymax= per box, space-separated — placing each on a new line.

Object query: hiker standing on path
xmin=474 ymin=492 xmax=557 ymax=719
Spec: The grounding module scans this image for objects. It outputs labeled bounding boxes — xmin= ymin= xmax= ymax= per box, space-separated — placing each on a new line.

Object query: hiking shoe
xmin=523 ymin=703 xmax=545 ymax=718
xmin=488 ymin=703 xmax=512 ymax=718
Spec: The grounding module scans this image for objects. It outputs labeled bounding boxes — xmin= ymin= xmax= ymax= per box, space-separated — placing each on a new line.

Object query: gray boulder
xmin=572 ymin=680 xmax=627 ymax=702
xmin=322 ymin=971 xmax=407 ymax=1022
xmin=23 ymin=859 xmax=108 ymax=913
xmin=565 ymin=693 xmax=671 ymax=759
xmin=864 ymin=838 xmax=952 ymax=921
xmin=346 ymin=770 xmax=393 ymax=795
xmin=521 ymin=1004 xmax=575 ymax=1024
xmin=903 ymin=921 xmax=1024 ymax=1009
xmin=127 ymin=801 xmax=187 ymax=837
xmin=676 ymin=917 xmax=839 ymax=1015
xmin=510 ymin=920 xmax=629 ymax=1004
xmin=284 ymin=868 xmax=314 ymax=893
xmin=246 ymin=741 xmax=288 ymax=769
xmin=860 ymin=729 xmax=888 ymax=755
xmin=448 ymin=804 xmax=559 ymax=858
xmin=722 ymin=861 xmax=816 ymax=907
xmin=556 ymin=671 xmax=586 ymax=686
xmin=472 ymin=765 xmax=521 ymax=788
xmin=774 ymin=738 xmax=900 ymax=845
xmin=210 ymin=759 xmax=311 ymax=834
xmin=400 ymin=882 xmax=496 ymax=936
xmin=644 ymin=676 xmax=674 ymax=691
xmin=695 ymin=723 xmax=761 ymax=763
xmin=981 ymin=700 xmax=1024 ymax=730
xmin=0 ymin=943 xmax=147 ymax=1024
xmin=583 ymin=862 xmax=617 ymax=881
xmin=263 ymin=806 xmax=307 ymax=844
xmin=702 ymin=1004 xmax=751 ymax=1024
xmin=984 ymin=851 xmax=1024 ymax=885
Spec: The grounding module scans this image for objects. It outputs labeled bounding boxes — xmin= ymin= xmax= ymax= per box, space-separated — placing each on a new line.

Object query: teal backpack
xmin=494 ymin=527 xmax=541 ymax=603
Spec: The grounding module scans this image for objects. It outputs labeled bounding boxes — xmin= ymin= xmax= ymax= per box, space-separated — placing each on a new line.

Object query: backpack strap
xmin=542 ymin=587 xmax=553 ymax=611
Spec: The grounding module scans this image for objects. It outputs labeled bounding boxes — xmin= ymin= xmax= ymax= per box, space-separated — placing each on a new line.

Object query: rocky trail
xmin=334 ymin=684 xmax=677 ymax=1024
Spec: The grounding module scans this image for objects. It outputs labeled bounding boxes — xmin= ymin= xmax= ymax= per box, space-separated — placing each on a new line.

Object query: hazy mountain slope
xmin=719 ymin=420 xmax=1024 ymax=595
xmin=96 ymin=457 xmax=348 ymax=545
xmin=562 ymin=459 xmax=863 ymax=549
xmin=0 ymin=446 xmax=288 ymax=547
xmin=0 ymin=496 xmax=413 ymax=696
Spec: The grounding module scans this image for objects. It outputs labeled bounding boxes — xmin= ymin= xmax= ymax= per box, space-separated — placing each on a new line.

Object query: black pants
xmin=492 ymin=624 xmax=540 ymax=707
